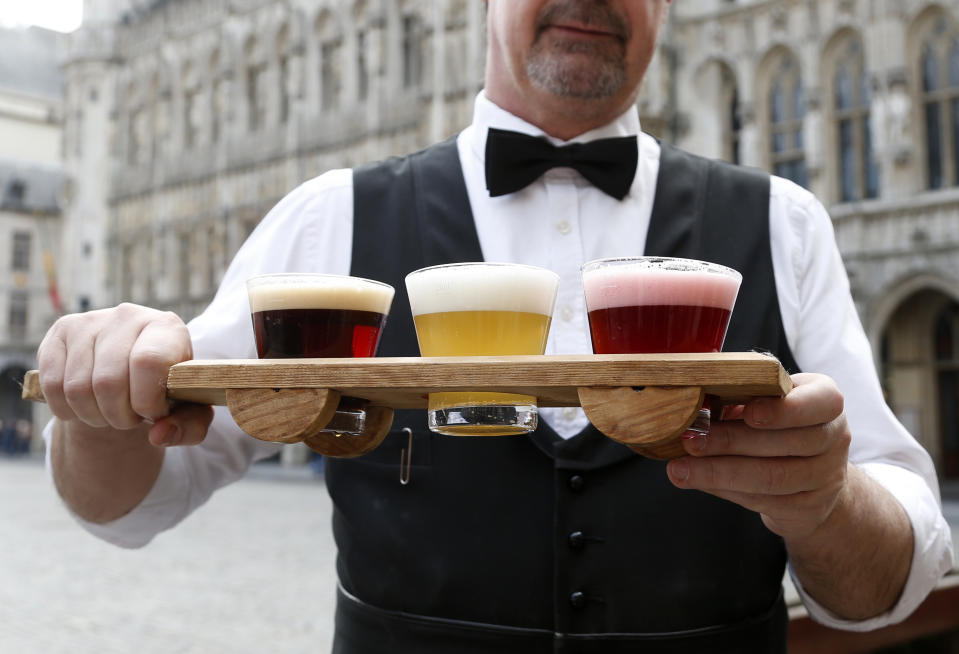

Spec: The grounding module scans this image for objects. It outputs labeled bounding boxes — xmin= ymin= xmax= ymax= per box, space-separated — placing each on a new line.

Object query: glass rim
xmin=405 ymin=261 xmax=561 ymax=281
xmin=581 ymin=256 xmax=742 ymax=280
xmin=246 ymin=272 xmax=395 ymax=291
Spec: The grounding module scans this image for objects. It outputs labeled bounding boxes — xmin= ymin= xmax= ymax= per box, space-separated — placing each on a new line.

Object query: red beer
xmin=582 ymin=258 xmax=742 ymax=440
xmin=582 ymin=259 xmax=741 ymax=355
xmin=587 ymin=305 xmax=732 ymax=354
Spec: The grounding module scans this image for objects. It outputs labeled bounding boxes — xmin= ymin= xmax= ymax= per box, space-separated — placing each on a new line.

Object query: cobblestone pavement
xmin=0 ymin=457 xmax=337 ymax=654
xmin=2 ymin=458 xmax=957 ymax=654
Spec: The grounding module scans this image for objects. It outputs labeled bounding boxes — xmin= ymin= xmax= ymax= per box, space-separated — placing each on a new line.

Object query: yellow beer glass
xmin=406 ymin=263 xmax=560 ymax=436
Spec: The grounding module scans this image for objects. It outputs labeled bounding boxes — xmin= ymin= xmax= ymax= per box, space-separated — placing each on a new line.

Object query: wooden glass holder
xmin=22 ymin=353 xmax=792 ymax=460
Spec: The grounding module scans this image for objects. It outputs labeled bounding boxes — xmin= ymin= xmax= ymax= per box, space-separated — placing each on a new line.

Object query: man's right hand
xmin=38 ymin=303 xmax=214 ymax=447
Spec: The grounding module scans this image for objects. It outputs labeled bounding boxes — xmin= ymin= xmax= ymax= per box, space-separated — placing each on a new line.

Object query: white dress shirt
xmin=46 ymin=92 xmax=953 ymax=631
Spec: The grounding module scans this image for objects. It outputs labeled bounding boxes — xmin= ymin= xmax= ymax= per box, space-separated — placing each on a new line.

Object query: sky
xmin=0 ymin=0 xmax=83 ymax=33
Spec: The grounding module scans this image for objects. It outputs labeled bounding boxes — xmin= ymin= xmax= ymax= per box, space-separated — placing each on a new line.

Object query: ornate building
xmin=60 ymin=0 xmax=959 ymax=478
xmin=0 ymin=26 xmax=62 ymax=453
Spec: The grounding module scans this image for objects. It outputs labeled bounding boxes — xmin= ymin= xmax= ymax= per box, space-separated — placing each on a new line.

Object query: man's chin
xmin=528 ymin=60 xmax=624 ymax=100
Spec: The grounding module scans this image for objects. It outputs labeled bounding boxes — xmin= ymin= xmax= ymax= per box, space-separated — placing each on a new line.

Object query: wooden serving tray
xmin=23 ymin=353 xmax=792 ymax=460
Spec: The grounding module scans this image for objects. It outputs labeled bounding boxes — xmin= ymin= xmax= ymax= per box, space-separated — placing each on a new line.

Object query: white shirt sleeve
xmin=42 ymin=169 xmax=356 ymax=548
xmin=769 ymin=177 xmax=955 ymax=629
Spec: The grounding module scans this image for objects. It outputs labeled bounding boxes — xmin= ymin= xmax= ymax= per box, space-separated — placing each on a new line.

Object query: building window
xmin=210 ymin=51 xmax=223 ymax=144
xmin=920 ymin=18 xmax=959 ymax=190
xmin=833 ymin=36 xmax=879 ymax=202
xmin=720 ymin=67 xmax=741 ymax=165
xmin=3 ymin=180 xmax=26 ymax=208
xmin=248 ymin=63 xmax=268 ymax=130
xmin=357 ymin=31 xmax=369 ymax=102
xmin=184 ymin=86 xmax=201 ymax=147
xmin=8 ymin=291 xmax=28 ymax=340
xmin=128 ymin=102 xmax=144 ymax=165
xmin=321 ymin=40 xmax=342 ymax=110
xmin=402 ymin=15 xmax=424 ymax=88
xmin=11 ymin=232 xmax=30 ymax=271
xmin=178 ymin=232 xmax=191 ymax=298
xmin=277 ymin=27 xmax=290 ymax=125
xmin=279 ymin=54 xmax=290 ymax=123
xmin=768 ymin=52 xmax=808 ymax=188
xmin=246 ymin=39 xmax=268 ymax=131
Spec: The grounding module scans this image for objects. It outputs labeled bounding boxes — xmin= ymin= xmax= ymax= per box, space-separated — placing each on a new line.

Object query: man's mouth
xmin=547 ymin=23 xmax=621 ymax=40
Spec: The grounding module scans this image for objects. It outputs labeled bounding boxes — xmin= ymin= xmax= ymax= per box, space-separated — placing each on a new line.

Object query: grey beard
xmin=526 ymin=42 xmax=626 ymax=99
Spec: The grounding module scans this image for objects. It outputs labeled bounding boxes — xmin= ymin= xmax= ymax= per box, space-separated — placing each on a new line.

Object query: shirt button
xmin=568 ymin=475 xmax=585 ymax=492
xmin=570 ymin=591 xmax=587 ymax=609
xmin=568 ymin=531 xmax=586 ymax=549
xmin=560 ymin=306 xmax=574 ymax=321
xmin=561 ymin=407 xmax=578 ymax=421
xmin=556 ymin=220 xmax=572 ymax=235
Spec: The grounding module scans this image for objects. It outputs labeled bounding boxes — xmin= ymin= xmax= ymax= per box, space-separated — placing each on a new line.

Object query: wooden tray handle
xmin=578 ymin=385 xmax=705 ymax=460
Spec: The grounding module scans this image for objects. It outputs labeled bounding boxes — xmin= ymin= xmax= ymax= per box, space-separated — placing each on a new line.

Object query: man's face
xmin=486 ymin=0 xmax=671 ymax=133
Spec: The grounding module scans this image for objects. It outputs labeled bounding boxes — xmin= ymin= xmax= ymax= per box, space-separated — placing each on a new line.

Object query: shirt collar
xmin=467 ymin=90 xmax=642 ymax=164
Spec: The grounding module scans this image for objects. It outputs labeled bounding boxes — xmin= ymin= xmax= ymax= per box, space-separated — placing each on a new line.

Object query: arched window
xmin=768 ymin=52 xmax=808 ymax=187
xmin=833 ymin=36 xmax=879 ymax=202
xmin=919 ymin=16 xmax=959 ymax=189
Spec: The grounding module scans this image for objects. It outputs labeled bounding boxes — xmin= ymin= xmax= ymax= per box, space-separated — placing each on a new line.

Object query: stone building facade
xmin=60 ymin=0 xmax=959 ymax=478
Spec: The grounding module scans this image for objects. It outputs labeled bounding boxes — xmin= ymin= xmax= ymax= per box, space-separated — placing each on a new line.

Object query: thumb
xmin=148 ymin=403 xmax=215 ymax=447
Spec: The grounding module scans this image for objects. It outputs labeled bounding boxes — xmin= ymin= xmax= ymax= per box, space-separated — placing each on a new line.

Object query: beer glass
xmin=406 ymin=263 xmax=560 ymax=436
xmin=582 ymin=257 xmax=742 ymax=436
xmin=247 ymin=273 xmax=395 ymax=435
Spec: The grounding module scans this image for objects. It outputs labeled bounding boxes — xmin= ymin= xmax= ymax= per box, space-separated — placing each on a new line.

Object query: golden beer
xmin=406 ymin=263 xmax=560 ymax=436
xmin=414 ymin=310 xmax=552 ymax=435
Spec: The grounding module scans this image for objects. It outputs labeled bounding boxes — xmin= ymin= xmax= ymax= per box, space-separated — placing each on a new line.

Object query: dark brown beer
xmin=246 ymin=274 xmax=395 ymax=435
xmin=252 ymin=307 xmax=387 ymax=358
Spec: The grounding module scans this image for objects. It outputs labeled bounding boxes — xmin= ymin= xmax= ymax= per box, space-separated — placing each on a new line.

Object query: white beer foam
xmin=248 ymin=275 xmax=395 ymax=313
xmin=583 ymin=265 xmax=741 ymax=311
xmin=406 ymin=264 xmax=560 ymax=316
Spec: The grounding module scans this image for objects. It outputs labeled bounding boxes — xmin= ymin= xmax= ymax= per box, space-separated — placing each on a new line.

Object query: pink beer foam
xmin=583 ymin=263 xmax=741 ymax=311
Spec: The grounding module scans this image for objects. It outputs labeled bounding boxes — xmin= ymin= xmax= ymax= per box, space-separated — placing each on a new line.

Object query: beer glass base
xmin=428 ymin=405 xmax=538 ymax=436
xmin=317 ymin=409 xmax=367 ymax=437
xmin=680 ymin=408 xmax=711 ymax=439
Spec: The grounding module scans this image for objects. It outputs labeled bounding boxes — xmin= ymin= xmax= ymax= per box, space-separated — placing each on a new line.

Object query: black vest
xmin=326 ymin=138 xmax=800 ymax=654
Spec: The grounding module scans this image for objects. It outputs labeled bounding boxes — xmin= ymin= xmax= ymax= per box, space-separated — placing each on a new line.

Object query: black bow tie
xmin=485 ymin=127 xmax=638 ymax=200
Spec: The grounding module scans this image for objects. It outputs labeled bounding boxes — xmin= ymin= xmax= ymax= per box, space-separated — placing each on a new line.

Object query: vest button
xmin=568 ymin=475 xmax=585 ymax=492
xmin=569 ymin=591 xmax=587 ymax=609
xmin=568 ymin=531 xmax=586 ymax=549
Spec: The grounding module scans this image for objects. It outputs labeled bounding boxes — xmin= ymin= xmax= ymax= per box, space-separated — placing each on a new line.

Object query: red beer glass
xmin=246 ymin=273 xmax=395 ymax=435
xmin=582 ymin=257 xmax=742 ymax=436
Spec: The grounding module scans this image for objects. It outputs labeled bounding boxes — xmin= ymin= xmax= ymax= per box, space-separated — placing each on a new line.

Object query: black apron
xmin=325 ymin=138 xmax=801 ymax=653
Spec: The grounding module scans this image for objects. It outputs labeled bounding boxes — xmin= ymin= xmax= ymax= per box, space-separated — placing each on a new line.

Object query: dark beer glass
xmin=582 ymin=257 xmax=742 ymax=436
xmin=247 ymin=273 xmax=395 ymax=435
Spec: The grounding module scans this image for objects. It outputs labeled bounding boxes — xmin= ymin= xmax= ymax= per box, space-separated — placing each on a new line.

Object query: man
xmin=38 ymin=1 xmax=953 ymax=652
